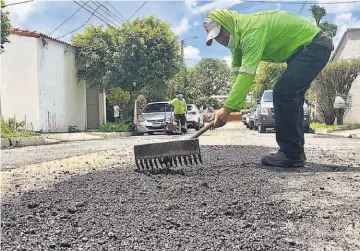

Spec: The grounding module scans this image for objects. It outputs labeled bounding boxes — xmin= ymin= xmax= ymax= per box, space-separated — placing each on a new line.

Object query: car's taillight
xmin=188 ymin=111 xmax=196 ymax=115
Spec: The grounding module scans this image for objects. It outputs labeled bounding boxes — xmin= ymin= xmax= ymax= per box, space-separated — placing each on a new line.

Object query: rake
xmin=134 ymin=121 xmax=214 ymax=171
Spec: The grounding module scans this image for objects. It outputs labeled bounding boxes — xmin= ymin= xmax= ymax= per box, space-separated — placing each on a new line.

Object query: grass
xmin=1 ymin=118 xmax=37 ymax=138
xmin=311 ymin=123 xmax=360 ymax=132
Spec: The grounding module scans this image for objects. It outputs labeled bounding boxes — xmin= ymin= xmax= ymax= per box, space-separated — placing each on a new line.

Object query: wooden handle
xmin=190 ymin=121 xmax=214 ymax=139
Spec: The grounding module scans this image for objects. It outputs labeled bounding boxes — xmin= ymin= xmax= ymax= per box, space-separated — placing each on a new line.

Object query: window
xmin=143 ymin=103 xmax=173 ymax=113
xmin=262 ymin=91 xmax=273 ymax=102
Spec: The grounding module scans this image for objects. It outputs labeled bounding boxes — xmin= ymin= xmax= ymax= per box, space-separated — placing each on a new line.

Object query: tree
xmin=73 ymin=25 xmax=118 ymax=91
xmin=251 ymin=62 xmax=286 ymax=102
xmin=72 ymin=16 xmax=181 ymax=100
xmin=193 ymin=58 xmax=230 ymax=97
xmin=114 ymin=15 xmax=181 ymax=101
xmin=309 ymin=5 xmax=326 ymax=26
xmin=107 ymin=88 xmax=131 ymax=120
xmin=1 ymin=0 xmax=11 ymax=51
xmin=312 ymin=59 xmax=360 ymax=125
xmin=166 ymin=58 xmax=230 ymax=107
xmin=309 ymin=5 xmax=337 ymax=38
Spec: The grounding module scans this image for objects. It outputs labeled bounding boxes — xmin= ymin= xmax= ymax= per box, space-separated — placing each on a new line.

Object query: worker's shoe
xmin=262 ymin=151 xmax=304 ymax=167
xmin=270 ymin=150 xmax=307 ymax=161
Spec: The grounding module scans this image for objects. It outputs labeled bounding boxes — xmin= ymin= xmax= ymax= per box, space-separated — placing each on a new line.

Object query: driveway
xmin=1 ymin=122 xmax=360 ymax=250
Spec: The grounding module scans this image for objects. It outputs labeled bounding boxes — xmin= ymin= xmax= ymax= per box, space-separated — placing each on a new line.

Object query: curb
xmin=1 ymin=136 xmax=47 ymax=149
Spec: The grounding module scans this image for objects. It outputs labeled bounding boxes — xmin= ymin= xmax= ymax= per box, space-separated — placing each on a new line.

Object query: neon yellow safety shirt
xmin=170 ymin=98 xmax=187 ymax=114
xmin=206 ymin=9 xmax=321 ymax=110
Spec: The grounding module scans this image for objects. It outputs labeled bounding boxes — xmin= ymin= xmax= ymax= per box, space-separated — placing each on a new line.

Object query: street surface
xmin=1 ymin=122 xmax=360 ymax=250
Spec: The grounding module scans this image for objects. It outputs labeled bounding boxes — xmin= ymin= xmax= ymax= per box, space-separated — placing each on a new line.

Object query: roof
xmin=10 ymin=27 xmax=72 ymax=47
xmin=330 ymin=28 xmax=360 ymax=61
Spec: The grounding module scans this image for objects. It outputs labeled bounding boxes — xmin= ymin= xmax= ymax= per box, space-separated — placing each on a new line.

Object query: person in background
xmin=206 ymin=104 xmax=214 ymax=121
xmin=170 ymin=94 xmax=187 ymax=133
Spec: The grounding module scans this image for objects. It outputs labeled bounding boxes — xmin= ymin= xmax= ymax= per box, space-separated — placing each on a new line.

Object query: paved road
xmin=1 ymin=122 xmax=360 ymax=250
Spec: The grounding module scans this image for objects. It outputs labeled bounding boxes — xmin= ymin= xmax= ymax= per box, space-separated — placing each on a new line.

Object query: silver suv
xmin=255 ymin=90 xmax=311 ymax=133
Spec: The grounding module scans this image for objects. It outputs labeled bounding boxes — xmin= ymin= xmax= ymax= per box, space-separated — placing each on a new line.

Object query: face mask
xmin=226 ymin=34 xmax=235 ymax=52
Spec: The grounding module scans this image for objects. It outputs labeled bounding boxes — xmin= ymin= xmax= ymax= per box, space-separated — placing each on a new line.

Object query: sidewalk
xmin=314 ymin=128 xmax=360 ymax=138
xmin=1 ymin=132 xmax=134 ymax=149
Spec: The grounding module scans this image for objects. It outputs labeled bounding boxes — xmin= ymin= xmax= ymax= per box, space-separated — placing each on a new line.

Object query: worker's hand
xmin=214 ymin=107 xmax=231 ymax=128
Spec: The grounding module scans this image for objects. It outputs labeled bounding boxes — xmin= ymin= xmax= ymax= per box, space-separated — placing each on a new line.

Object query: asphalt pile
xmin=2 ymin=145 xmax=358 ymax=250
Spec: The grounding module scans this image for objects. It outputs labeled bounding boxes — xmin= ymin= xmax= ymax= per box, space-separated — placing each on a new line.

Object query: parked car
xmin=248 ymin=105 xmax=259 ymax=130
xmin=186 ymin=104 xmax=204 ymax=131
xmin=135 ymin=102 xmax=173 ymax=135
xmin=254 ymin=90 xmax=274 ymax=133
xmin=242 ymin=113 xmax=247 ymax=125
xmin=254 ymin=90 xmax=311 ymax=133
xmin=245 ymin=112 xmax=251 ymax=127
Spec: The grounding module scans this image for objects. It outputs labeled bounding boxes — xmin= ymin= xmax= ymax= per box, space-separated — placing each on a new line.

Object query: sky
xmin=4 ymin=0 xmax=360 ymax=66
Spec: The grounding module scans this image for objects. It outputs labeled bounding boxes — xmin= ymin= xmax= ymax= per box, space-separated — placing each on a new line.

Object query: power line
xmin=93 ymin=1 xmax=125 ymax=24
xmin=2 ymin=0 xmax=33 ymax=8
xmin=105 ymin=1 xmax=127 ymax=22
xmin=73 ymin=0 xmax=114 ymax=28
xmin=75 ymin=0 xmax=118 ymax=27
xmin=81 ymin=1 xmax=120 ymax=27
xmin=48 ymin=1 xmax=89 ymax=36
xmin=298 ymin=0 xmax=307 ymax=14
xmin=127 ymin=0 xmax=147 ymax=22
xmin=56 ymin=5 xmax=101 ymax=39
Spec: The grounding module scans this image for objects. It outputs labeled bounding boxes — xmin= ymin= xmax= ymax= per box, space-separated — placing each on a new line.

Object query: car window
xmin=187 ymin=105 xmax=193 ymax=111
xmin=143 ymin=103 xmax=173 ymax=113
xmin=262 ymin=91 xmax=273 ymax=102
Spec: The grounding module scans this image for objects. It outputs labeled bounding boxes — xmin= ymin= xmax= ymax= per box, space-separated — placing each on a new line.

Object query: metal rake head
xmin=134 ymin=139 xmax=203 ymax=172
xmin=135 ymin=154 xmax=203 ymax=171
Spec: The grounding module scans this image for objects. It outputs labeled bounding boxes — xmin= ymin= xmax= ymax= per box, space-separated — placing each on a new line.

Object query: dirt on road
xmin=1 ymin=144 xmax=360 ymax=251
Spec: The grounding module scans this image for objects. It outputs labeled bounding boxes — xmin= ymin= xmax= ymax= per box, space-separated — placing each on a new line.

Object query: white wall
xmin=37 ymin=39 xmax=86 ymax=132
xmin=0 ymin=35 xmax=40 ymax=130
xmin=332 ymin=30 xmax=360 ymax=124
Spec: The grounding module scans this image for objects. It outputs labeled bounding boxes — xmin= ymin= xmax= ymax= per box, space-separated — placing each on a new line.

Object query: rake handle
xmin=190 ymin=121 xmax=214 ymax=139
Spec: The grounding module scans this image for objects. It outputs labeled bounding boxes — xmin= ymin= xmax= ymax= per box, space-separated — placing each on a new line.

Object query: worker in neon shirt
xmin=203 ymin=9 xmax=333 ymax=167
xmin=170 ymin=94 xmax=187 ymax=133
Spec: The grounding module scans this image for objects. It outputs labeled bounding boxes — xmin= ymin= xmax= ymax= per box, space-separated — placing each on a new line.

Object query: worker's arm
xmin=230 ymin=48 xmax=243 ymax=87
xmin=183 ymin=100 xmax=187 ymax=113
xmin=170 ymin=98 xmax=176 ymax=105
xmin=224 ymin=29 xmax=267 ymax=110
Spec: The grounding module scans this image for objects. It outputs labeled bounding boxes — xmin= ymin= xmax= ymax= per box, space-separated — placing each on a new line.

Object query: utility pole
xmin=180 ymin=36 xmax=197 ymax=91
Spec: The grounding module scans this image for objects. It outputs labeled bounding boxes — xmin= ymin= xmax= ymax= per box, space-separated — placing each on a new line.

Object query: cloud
xmin=190 ymin=0 xmax=242 ymax=15
xmin=184 ymin=45 xmax=201 ymax=60
xmin=5 ymin=0 xmax=41 ymax=27
xmin=184 ymin=0 xmax=197 ymax=9
xmin=333 ymin=12 xmax=360 ymax=49
xmin=173 ymin=17 xmax=190 ymax=35
xmin=317 ymin=0 xmax=360 ymax=14
xmin=224 ymin=55 xmax=231 ymax=67
xmin=193 ymin=20 xmax=201 ymax=27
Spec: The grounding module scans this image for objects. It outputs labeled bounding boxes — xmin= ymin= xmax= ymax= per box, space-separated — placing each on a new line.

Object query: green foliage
xmin=100 ymin=121 xmax=133 ymax=132
xmin=251 ymin=62 xmax=286 ymax=102
xmin=1 ymin=117 xmax=36 ymax=138
xmin=107 ymin=87 xmax=131 ymax=117
xmin=167 ymin=58 xmax=230 ymax=107
xmin=1 ymin=0 xmax=11 ymax=51
xmin=72 ymin=16 xmax=181 ymax=101
xmin=312 ymin=59 xmax=360 ymax=125
xmin=309 ymin=5 xmax=337 ymax=38
xmin=68 ymin=125 xmax=77 ymax=133
xmin=310 ymin=123 xmax=338 ymax=131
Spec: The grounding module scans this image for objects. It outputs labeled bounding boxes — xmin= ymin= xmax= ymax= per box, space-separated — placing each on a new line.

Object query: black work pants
xmin=273 ymin=41 xmax=331 ymax=158
xmin=175 ymin=114 xmax=187 ymax=132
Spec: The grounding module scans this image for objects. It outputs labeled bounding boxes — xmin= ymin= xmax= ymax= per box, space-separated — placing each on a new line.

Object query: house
xmin=1 ymin=28 xmax=107 ymax=132
xmin=330 ymin=28 xmax=360 ymax=124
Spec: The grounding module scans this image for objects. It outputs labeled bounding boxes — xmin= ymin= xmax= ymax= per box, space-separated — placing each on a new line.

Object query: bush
xmin=100 ymin=121 xmax=133 ymax=132
xmin=1 ymin=117 xmax=36 ymax=138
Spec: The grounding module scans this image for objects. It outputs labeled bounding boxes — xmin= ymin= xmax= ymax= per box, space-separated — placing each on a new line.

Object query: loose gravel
xmin=2 ymin=145 xmax=360 ymax=251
